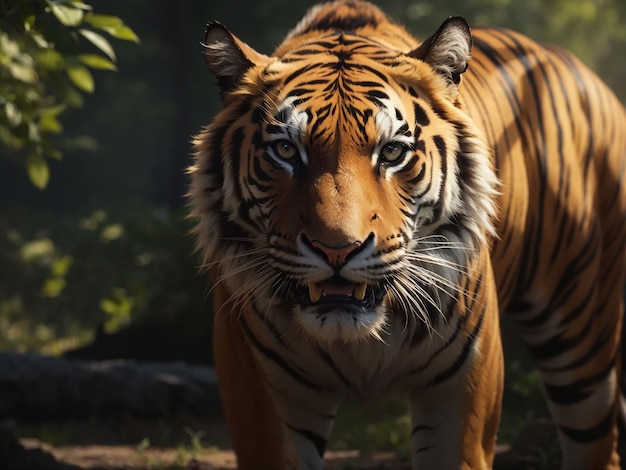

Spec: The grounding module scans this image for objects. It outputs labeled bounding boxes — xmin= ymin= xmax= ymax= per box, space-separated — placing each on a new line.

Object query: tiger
xmin=187 ymin=0 xmax=626 ymax=468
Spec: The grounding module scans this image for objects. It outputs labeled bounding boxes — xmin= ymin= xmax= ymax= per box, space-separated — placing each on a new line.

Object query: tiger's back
xmin=468 ymin=27 xmax=626 ymax=467
xmin=190 ymin=1 xmax=626 ymax=468
xmin=467 ymin=27 xmax=626 ymax=309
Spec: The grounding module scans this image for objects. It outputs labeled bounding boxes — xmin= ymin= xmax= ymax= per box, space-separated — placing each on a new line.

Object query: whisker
xmin=402 ymin=263 xmax=463 ymax=293
xmin=223 ymin=265 xmax=278 ymax=315
xmin=213 ymin=258 xmax=272 ymax=285
xmin=403 ymin=251 xmax=469 ymax=274
xmin=198 ymin=248 xmax=268 ymax=270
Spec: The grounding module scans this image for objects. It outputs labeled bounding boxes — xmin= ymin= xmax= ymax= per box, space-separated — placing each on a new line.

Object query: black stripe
xmin=543 ymin=356 xmax=615 ymax=405
xmin=410 ymin=309 xmax=464 ymax=365
xmin=550 ymin=47 xmax=596 ymax=182
xmin=428 ymin=274 xmax=485 ymax=386
xmin=559 ymin=407 xmax=614 ymax=443
xmin=429 ymin=308 xmax=484 ymax=387
xmin=240 ymin=316 xmax=326 ymax=391
xmin=540 ymin=322 xmax=613 ymax=374
xmin=415 ymin=444 xmax=437 ymax=453
xmin=305 ymin=11 xmax=380 ymax=33
xmin=411 ymin=424 xmax=436 ymax=435
xmin=316 ymin=346 xmax=358 ymax=394
xmin=413 ymin=102 xmax=430 ymax=126
xmin=472 ymin=35 xmax=542 ymax=297
xmin=287 ymin=425 xmax=327 ymax=457
xmin=429 ymin=136 xmax=447 ymax=222
xmin=283 ymin=63 xmax=319 ymax=85
xmin=254 ymin=305 xmax=294 ymax=351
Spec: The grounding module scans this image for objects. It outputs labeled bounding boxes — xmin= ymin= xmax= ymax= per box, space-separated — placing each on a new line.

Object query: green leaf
xmin=26 ymin=154 xmax=50 ymax=189
xmin=24 ymin=15 xmax=36 ymax=29
xmin=47 ymin=1 xmax=84 ymax=26
xmin=41 ymin=277 xmax=67 ymax=298
xmin=67 ymin=65 xmax=94 ymax=92
xmin=32 ymin=32 xmax=50 ymax=49
xmin=0 ymin=124 xmax=24 ymax=148
xmin=40 ymin=104 xmax=67 ymax=118
xmin=68 ymin=1 xmax=93 ymax=11
xmin=51 ymin=254 xmax=73 ymax=276
xmin=0 ymin=33 xmax=20 ymax=58
xmin=36 ymin=49 xmax=65 ymax=70
xmin=84 ymin=14 xmax=123 ymax=28
xmin=99 ymin=298 xmax=118 ymax=314
xmin=78 ymin=53 xmax=117 ymax=70
xmin=8 ymin=62 xmax=38 ymax=83
xmin=4 ymin=101 xmax=22 ymax=127
xmin=45 ymin=148 xmax=63 ymax=160
xmin=62 ymin=85 xmax=84 ymax=108
xmin=102 ymin=25 xmax=140 ymax=43
xmin=20 ymin=238 xmax=55 ymax=262
xmin=100 ymin=223 xmax=125 ymax=242
xmin=28 ymin=122 xmax=41 ymax=142
xmin=39 ymin=114 xmax=63 ymax=133
xmin=78 ymin=29 xmax=116 ymax=61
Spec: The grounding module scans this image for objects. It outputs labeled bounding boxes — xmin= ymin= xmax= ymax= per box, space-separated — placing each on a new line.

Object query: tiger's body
xmin=189 ymin=1 xmax=626 ymax=469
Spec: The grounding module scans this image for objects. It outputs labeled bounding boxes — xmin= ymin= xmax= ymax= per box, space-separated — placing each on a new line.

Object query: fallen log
xmin=0 ymin=353 xmax=220 ymax=420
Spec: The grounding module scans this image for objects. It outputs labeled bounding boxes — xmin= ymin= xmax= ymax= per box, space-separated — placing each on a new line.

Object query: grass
xmin=131 ymin=427 xmax=221 ymax=470
xmin=330 ymin=395 xmax=411 ymax=459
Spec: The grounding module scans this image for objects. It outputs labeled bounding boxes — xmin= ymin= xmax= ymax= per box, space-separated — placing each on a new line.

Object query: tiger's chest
xmin=243 ymin=304 xmax=475 ymax=398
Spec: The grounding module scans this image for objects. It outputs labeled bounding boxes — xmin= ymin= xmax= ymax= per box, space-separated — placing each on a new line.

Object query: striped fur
xmin=188 ymin=1 xmax=626 ymax=468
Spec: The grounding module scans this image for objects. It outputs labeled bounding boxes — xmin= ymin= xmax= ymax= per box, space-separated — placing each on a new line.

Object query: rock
xmin=0 ymin=419 xmax=80 ymax=470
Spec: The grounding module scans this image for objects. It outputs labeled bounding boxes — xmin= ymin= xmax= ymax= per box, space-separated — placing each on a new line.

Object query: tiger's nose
xmin=311 ymin=239 xmax=362 ymax=269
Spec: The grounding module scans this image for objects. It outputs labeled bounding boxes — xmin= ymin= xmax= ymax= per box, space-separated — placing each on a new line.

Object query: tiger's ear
xmin=203 ymin=22 xmax=271 ymax=99
xmin=410 ymin=16 xmax=472 ymax=88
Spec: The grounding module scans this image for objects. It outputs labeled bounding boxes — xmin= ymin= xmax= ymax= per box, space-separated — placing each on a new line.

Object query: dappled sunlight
xmin=0 ymin=204 xmax=209 ymax=354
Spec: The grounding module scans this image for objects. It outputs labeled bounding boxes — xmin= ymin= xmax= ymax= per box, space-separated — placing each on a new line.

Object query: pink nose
xmin=311 ymin=240 xmax=362 ymax=269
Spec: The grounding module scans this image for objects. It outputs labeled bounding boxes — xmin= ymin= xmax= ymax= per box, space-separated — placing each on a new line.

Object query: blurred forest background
xmin=1 ymin=0 xmax=626 ymax=455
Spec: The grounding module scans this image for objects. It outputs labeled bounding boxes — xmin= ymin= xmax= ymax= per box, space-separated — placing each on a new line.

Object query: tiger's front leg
xmin=212 ymin=285 xmax=298 ymax=470
xmin=264 ymin=384 xmax=340 ymax=470
xmin=219 ymin=292 xmax=340 ymax=470
xmin=408 ymin=273 xmax=504 ymax=469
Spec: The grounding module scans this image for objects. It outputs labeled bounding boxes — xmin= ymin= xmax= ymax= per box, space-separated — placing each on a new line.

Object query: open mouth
xmin=296 ymin=276 xmax=388 ymax=309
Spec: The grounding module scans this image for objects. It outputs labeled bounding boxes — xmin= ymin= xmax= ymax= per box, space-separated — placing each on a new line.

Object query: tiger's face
xmin=192 ymin=22 xmax=498 ymax=344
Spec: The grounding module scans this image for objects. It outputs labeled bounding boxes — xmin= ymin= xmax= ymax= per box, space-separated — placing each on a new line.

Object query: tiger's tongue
xmin=320 ymin=281 xmax=357 ymax=296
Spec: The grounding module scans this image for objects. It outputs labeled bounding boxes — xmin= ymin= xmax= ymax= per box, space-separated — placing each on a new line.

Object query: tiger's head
xmin=189 ymin=6 xmax=498 ymax=344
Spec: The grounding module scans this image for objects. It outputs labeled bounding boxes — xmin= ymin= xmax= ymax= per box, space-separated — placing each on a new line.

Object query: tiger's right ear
xmin=409 ymin=17 xmax=472 ymax=91
xmin=203 ymin=22 xmax=271 ymax=99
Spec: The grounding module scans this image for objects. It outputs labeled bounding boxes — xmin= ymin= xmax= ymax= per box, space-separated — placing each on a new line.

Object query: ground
xmin=13 ymin=417 xmax=415 ymax=469
xmin=8 ymin=417 xmax=558 ymax=470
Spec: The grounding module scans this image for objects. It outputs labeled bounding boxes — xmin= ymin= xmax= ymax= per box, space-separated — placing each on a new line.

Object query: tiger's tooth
xmin=308 ymin=281 xmax=322 ymax=303
xmin=354 ymin=282 xmax=367 ymax=301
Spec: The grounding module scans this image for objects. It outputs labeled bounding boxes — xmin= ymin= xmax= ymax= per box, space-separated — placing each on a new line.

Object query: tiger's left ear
xmin=410 ymin=16 xmax=472 ymax=88
xmin=203 ymin=22 xmax=272 ymax=100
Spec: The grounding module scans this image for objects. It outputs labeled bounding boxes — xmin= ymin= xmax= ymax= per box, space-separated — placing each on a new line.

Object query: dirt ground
xmin=14 ymin=417 xmax=415 ymax=469
xmin=25 ymin=442 xmax=414 ymax=469
xmin=7 ymin=417 xmax=551 ymax=470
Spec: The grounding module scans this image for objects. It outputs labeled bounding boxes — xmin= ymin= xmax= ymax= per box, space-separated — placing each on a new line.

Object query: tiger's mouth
xmin=295 ymin=276 xmax=388 ymax=309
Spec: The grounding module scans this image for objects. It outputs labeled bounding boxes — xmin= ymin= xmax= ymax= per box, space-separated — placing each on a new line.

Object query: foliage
xmin=330 ymin=396 xmax=411 ymax=460
xmin=0 ymin=204 xmax=210 ymax=354
xmin=0 ymin=0 xmax=138 ymax=189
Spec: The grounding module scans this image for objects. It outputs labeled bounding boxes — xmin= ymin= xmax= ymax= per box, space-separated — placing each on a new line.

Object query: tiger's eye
xmin=380 ymin=142 xmax=406 ymax=163
xmin=273 ymin=140 xmax=298 ymax=160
